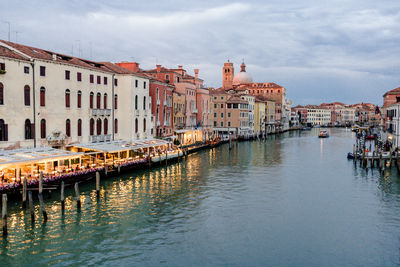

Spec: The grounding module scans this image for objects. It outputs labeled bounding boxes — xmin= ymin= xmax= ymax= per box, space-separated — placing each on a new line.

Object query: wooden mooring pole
xmin=39 ymin=171 xmax=43 ymax=195
xmin=61 ymin=181 xmax=65 ymax=211
xmin=28 ymin=191 xmax=34 ymax=223
xmin=22 ymin=177 xmax=27 ymax=208
xmin=2 ymin=194 xmax=7 ymax=237
xmin=38 ymin=193 xmax=48 ymax=222
xmin=96 ymin=172 xmax=100 ymax=198
xmin=74 ymin=182 xmax=81 ymax=209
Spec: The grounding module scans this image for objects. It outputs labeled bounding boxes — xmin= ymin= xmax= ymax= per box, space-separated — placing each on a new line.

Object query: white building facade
xmin=0 ymin=40 xmax=152 ymax=149
xmin=386 ymin=103 xmax=400 ymax=149
xmin=307 ymin=107 xmax=331 ymax=126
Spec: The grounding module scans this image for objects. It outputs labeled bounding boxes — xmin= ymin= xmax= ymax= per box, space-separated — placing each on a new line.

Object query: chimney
xmin=178 ymin=65 xmax=183 ymax=70
xmin=156 ymin=64 xmax=161 ymax=72
xmin=115 ymin=62 xmax=140 ymax=73
xmin=194 ymin=69 xmax=199 ymax=80
xmin=52 ymin=54 xmax=57 ymax=61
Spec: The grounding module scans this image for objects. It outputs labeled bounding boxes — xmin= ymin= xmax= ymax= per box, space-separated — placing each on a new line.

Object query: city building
xmin=306 ymin=106 xmax=331 ymax=126
xmin=0 ymin=39 xmax=120 ymax=149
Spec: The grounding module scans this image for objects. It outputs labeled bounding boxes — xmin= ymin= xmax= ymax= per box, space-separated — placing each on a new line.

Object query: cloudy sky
xmin=1 ymin=0 xmax=400 ymax=105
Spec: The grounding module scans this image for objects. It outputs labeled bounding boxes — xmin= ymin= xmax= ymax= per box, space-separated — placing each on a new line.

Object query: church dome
xmin=233 ymin=72 xmax=253 ymax=85
xmin=232 ymin=61 xmax=253 ymax=85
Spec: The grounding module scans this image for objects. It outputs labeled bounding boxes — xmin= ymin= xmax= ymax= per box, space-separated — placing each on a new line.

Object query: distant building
xmin=306 ymin=106 xmax=331 ymax=126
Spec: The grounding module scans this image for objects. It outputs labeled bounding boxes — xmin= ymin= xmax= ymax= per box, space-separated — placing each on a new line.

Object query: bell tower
xmin=222 ymin=60 xmax=234 ymax=89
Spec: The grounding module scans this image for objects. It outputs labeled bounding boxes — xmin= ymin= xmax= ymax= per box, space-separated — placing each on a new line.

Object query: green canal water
xmin=0 ymin=128 xmax=400 ymax=266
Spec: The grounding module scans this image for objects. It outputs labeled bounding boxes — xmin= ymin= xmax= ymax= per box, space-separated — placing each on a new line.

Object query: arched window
xmin=104 ymin=93 xmax=107 ymax=109
xmin=143 ymin=96 xmax=146 ymax=110
xmin=24 ymin=119 xmax=32 ymax=139
xmin=40 ymin=87 xmax=45 ymax=107
xmin=96 ymin=118 xmax=101 ymax=135
xmin=90 ymin=118 xmax=94 ymax=136
xmin=135 ymin=95 xmax=138 ymax=110
xmin=0 ymin=83 xmax=4 ymax=105
xmin=96 ymin=93 xmax=101 ymax=109
xmin=24 ymin=85 xmax=30 ymax=106
xmin=66 ymin=119 xmax=71 ymax=137
xmin=135 ymin=118 xmax=138 ymax=133
xmin=90 ymin=92 xmax=94 ymax=109
xmin=77 ymin=119 xmax=82 ymax=136
xmin=77 ymin=91 xmax=82 ymax=108
xmin=40 ymin=119 xmax=46 ymax=139
xmin=143 ymin=118 xmax=146 ymax=132
xmin=104 ymin=118 xmax=108 ymax=134
xmin=65 ymin=89 xmax=70 ymax=108
xmin=114 ymin=119 xmax=118 ymax=134
xmin=114 ymin=94 xmax=118 ymax=109
xmin=0 ymin=119 xmax=7 ymax=141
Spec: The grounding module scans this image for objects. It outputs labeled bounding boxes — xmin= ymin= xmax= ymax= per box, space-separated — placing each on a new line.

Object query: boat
xmin=318 ymin=130 xmax=329 ymax=138
xmin=302 ymin=126 xmax=312 ymax=131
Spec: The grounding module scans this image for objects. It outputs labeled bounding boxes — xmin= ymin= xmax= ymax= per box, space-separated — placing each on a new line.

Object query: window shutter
xmin=30 ymin=123 xmax=35 ymax=139
xmin=4 ymin=124 xmax=8 ymax=141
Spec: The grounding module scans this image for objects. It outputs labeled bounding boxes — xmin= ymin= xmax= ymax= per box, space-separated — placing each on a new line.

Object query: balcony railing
xmin=90 ymin=134 xmax=112 ymax=143
xmin=91 ymin=109 xmax=111 ymax=116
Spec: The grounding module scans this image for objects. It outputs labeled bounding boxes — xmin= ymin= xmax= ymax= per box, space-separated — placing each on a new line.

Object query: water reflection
xmin=0 ymin=129 xmax=399 ymax=265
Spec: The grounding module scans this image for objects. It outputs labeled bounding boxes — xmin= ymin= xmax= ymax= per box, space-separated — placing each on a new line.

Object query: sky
xmin=1 ymin=0 xmax=400 ymax=105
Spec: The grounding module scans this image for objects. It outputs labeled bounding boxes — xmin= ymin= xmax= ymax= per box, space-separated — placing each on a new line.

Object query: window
xmin=24 ymin=85 xmax=30 ymax=106
xmin=77 ymin=72 xmax=82 ymax=82
xmin=214 ymin=121 xmax=217 ymax=127
xmin=166 ymin=75 xmax=169 ymax=82
xmin=104 ymin=118 xmax=108 ymax=134
xmin=221 ymin=113 xmax=224 ymax=118
xmin=114 ymin=78 xmax=118 ymax=86
xmin=65 ymin=89 xmax=70 ymax=108
xmin=115 ymin=119 xmax=118 ymax=134
xmin=90 ymin=118 xmax=94 ymax=136
xmin=143 ymin=81 xmax=146 ymax=89
xmin=96 ymin=93 xmax=101 ymax=109
xmin=143 ymin=119 xmax=146 ymax=132
xmin=90 ymin=92 xmax=94 ymax=108
xmin=104 ymin=77 xmax=108 ymax=85
xmin=135 ymin=80 xmax=138 ymax=88
xmin=221 ymin=104 xmax=223 ymax=108
xmin=40 ymin=66 xmax=46 ymax=76
xmin=77 ymin=119 xmax=82 ymax=137
xmin=76 ymin=90 xmax=82 ymax=108
xmin=135 ymin=95 xmax=138 ymax=110
xmin=97 ymin=76 xmax=101 ymax=84
xmin=0 ymin=119 xmax=7 ymax=141
xmin=214 ymin=103 xmax=217 ymax=109
xmin=104 ymin=93 xmax=107 ymax=109
xmin=65 ymin=119 xmax=71 ymax=137
xmin=143 ymin=97 xmax=146 ymax=110
xmin=0 ymin=63 xmax=4 ymax=71
xmin=0 ymin=83 xmax=3 ymax=105
xmin=65 ymin=70 xmax=70 ymax=80
xmin=90 ymin=74 xmax=94 ymax=83
xmin=228 ymin=121 xmax=231 ymax=127
xmin=214 ymin=113 xmax=216 ymax=118
xmin=40 ymin=119 xmax=46 ymax=139
xmin=24 ymin=66 xmax=29 ymax=74
xmin=40 ymin=87 xmax=45 ymax=106
xmin=228 ymin=112 xmax=231 ymax=118
xmin=135 ymin=119 xmax=138 ymax=133
xmin=114 ymin=94 xmax=118 ymax=109
xmin=220 ymin=121 xmax=223 ymax=127
xmin=96 ymin=118 xmax=101 ymax=135
xmin=25 ymin=119 xmax=33 ymax=139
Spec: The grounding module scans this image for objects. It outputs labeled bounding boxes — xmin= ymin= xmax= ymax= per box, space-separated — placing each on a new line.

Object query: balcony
xmin=90 ymin=134 xmax=111 ymax=143
xmin=163 ymin=100 xmax=167 ymax=106
xmin=192 ymin=108 xmax=198 ymax=113
xmin=91 ymin=109 xmax=111 ymax=116
xmin=157 ymin=99 xmax=160 ymax=105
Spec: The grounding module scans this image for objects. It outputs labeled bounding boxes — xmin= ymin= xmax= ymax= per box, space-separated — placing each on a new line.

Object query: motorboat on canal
xmin=318 ymin=130 xmax=329 ymax=138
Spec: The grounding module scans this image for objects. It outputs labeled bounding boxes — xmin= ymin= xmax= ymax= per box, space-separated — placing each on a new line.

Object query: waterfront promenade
xmin=0 ymin=128 xmax=399 ymax=266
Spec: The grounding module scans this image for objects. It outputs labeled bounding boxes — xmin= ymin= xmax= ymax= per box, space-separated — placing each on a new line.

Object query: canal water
xmin=0 ymin=128 xmax=400 ymax=266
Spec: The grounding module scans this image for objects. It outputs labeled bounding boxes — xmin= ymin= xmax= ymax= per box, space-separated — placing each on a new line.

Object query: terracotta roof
xmin=0 ymin=39 xmax=112 ymax=73
xmin=0 ymin=45 xmax=28 ymax=61
xmin=227 ymin=96 xmax=247 ymax=104
xmin=383 ymin=87 xmax=400 ymax=97
xmin=101 ymin=62 xmax=136 ymax=74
